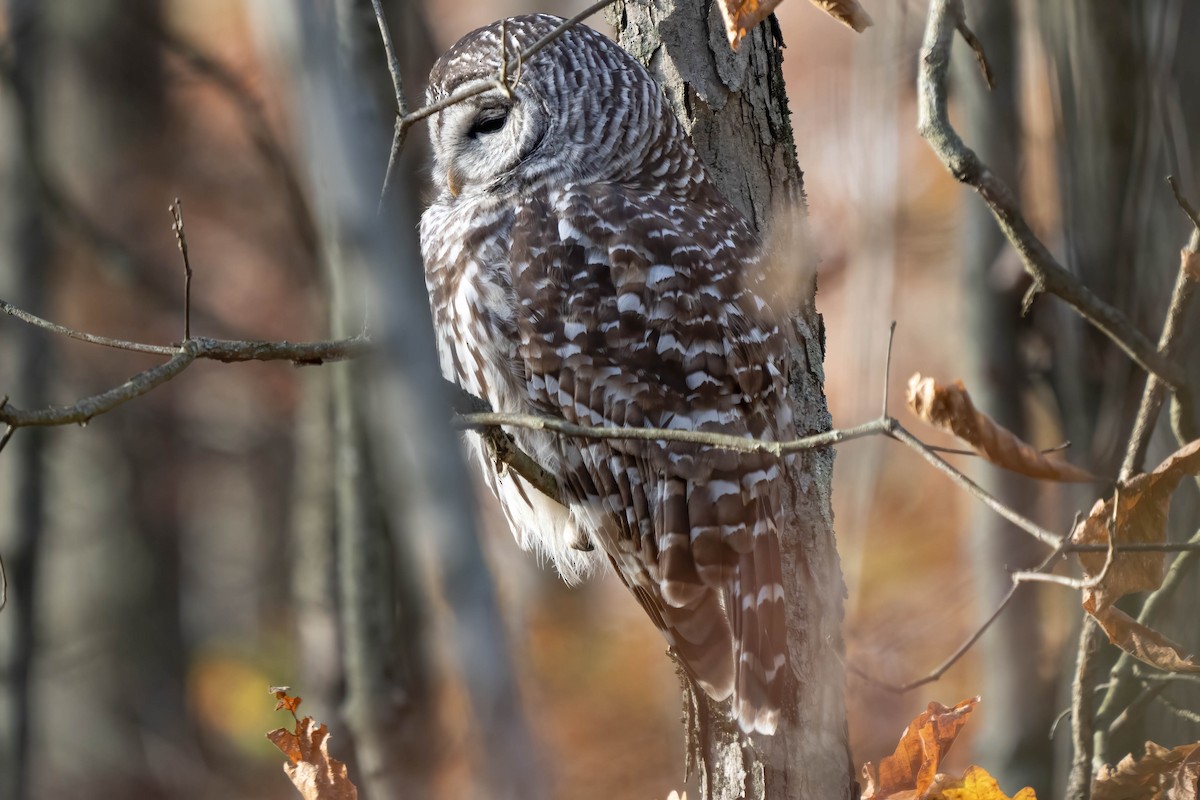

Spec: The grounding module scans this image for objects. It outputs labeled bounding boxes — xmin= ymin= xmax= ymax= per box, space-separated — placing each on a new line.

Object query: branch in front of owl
xmin=374 ymin=0 xmax=621 ymax=205
xmin=919 ymin=0 xmax=1191 ymax=395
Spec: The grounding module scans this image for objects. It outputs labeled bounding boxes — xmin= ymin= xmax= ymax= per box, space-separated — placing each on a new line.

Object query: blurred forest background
xmin=1 ymin=0 xmax=1198 ymax=798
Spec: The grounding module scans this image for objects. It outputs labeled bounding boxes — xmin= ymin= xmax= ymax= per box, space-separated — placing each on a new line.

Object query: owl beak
xmin=447 ymin=168 xmax=462 ymax=197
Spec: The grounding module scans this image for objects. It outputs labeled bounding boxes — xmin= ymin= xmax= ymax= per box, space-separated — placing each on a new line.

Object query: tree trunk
xmin=0 ymin=5 xmax=50 ymax=799
xmin=257 ymin=2 xmax=546 ymax=796
xmin=612 ymin=5 xmax=852 ymax=798
xmin=959 ymin=2 xmax=1054 ymax=796
xmin=1035 ymin=0 xmax=1200 ymax=774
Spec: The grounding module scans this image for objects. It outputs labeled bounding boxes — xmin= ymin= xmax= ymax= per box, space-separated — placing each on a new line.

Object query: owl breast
xmin=421 ymin=195 xmax=597 ymax=582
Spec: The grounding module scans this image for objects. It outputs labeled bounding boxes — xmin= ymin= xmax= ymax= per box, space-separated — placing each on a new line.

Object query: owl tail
xmin=631 ymin=582 xmax=736 ymax=702
xmin=728 ymin=532 xmax=787 ymax=735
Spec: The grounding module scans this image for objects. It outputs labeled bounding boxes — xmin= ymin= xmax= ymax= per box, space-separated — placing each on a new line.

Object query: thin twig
xmin=0 ymin=335 xmax=370 ymax=430
xmin=398 ymin=0 xmax=621 ymax=129
xmin=1121 ymin=185 xmax=1200 ymax=479
xmin=1066 ymin=541 xmax=1200 ymax=554
xmin=169 ymin=198 xmax=193 ymax=341
xmin=924 ymin=440 xmax=1071 ymax=458
xmin=1017 ymin=492 xmax=1118 ymax=589
xmin=1092 ymin=188 xmax=1200 ymax=762
xmin=885 ymin=421 xmax=1063 ymax=547
xmin=917 ymin=0 xmax=1187 ymax=390
xmin=456 ymin=411 xmax=888 ymax=458
xmin=0 ymin=549 xmax=6 ymax=613
xmin=953 ymin=15 xmax=993 ymax=89
xmin=881 ymin=320 xmax=896 ymax=416
xmin=1169 ymin=176 xmax=1200 ymax=233
xmin=846 ymin=545 xmax=1067 ymax=693
xmin=1069 ymin=619 xmax=1104 ymax=800
xmin=370 ymin=0 xmax=408 ymax=118
xmin=1155 ymin=693 xmax=1200 ymax=725
xmin=0 ymin=299 xmax=367 ymax=362
xmin=378 ymin=0 xmax=621 ymax=205
xmin=1049 ymin=705 xmax=1073 ymax=741
xmin=0 ymin=300 xmax=178 ymax=354
xmin=371 ymin=0 xmax=411 ymax=206
xmin=1105 ymin=681 xmax=1169 ymax=745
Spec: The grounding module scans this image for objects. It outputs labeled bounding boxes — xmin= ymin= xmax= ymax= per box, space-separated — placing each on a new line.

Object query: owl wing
xmin=509 ymin=183 xmax=790 ymax=734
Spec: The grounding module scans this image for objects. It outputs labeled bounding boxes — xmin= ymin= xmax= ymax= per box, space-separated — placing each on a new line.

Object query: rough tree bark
xmin=612 ymin=5 xmax=852 ymax=799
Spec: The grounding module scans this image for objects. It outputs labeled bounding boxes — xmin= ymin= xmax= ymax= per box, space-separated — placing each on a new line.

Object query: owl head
xmin=425 ymin=15 xmax=680 ymax=201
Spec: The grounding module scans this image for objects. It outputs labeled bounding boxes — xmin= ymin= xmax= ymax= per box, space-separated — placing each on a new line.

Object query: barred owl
xmin=420 ymin=15 xmax=795 ymax=734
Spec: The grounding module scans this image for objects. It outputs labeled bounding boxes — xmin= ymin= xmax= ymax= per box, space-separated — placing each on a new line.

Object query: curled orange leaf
xmin=717 ymin=0 xmax=871 ymax=50
xmin=862 ymin=697 xmax=980 ymax=799
xmin=1072 ymin=438 xmax=1200 ymax=671
xmin=906 ymin=374 xmax=1097 ymax=482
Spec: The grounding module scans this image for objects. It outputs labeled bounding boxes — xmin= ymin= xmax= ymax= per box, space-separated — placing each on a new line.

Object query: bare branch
xmin=1 ymin=300 xmax=367 ymax=362
xmin=454 ymin=410 xmax=888 ymax=458
xmin=0 ymin=350 xmax=195 ymax=427
xmin=953 ymin=15 xmax=993 ymax=89
xmin=169 ymin=198 xmax=193 ymax=341
xmin=846 ymin=545 xmax=1067 ymax=693
xmin=370 ymin=0 xmax=408 ymax=118
xmin=398 ymin=0 xmax=620 ymax=129
xmin=375 ymin=0 xmax=620 ymax=206
xmin=881 ymin=320 xmax=896 ymax=417
xmin=1121 ymin=190 xmax=1200 ymax=479
xmin=923 ymin=440 xmax=1072 ymax=458
xmin=1169 ymin=176 xmax=1200 ymax=234
xmin=0 ymin=334 xmax=369 ymax=430
xmin=481 ymin=427 xmax=562 ymax=502
xmin=0 ymin=300 xmax=179 ymax=354
xmin=1154 ymin=694 xmax=1200 ymax=725
xmin=885 ymin=421 xmax=1064 ymax=547
xmin=371 ymin=0 xmax=411 ymax=205
xmin=917 ymin=0 xmax=1187 ymax=390
xmin=1091 ymin=185 xmax=1200 ymax=764
xmin=1105 ymin=681 xmax=1169 ymax=745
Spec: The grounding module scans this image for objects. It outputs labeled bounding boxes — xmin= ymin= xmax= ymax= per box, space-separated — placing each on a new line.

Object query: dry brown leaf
xmin=1090 ymin=606 xmax=1200 ymax=675
xmin=717 ymin=0 xmax=783 ymax=49
xmin=716 ymin=0 xmax=872 ymax=50
xmin=1094 ymin=741 xmax=1200 ymax=800
xmin=1072 ymin=439 xmax=1200 ymax=670
xmin=931 ymin=765 xmax=1037 ymax=800
xmin=906 ymin=374 xmax=1098 ymax=483
xmin=272 ymin=686 xmax=303 ymax=717
xmin=267 ymin=691 xmax=358 ymax=800
xmin=808 ymin=0 xmax=874 ymax=31
xmin=267 ymin=718 xmax=358 ymax=800
xmin=862 ymin=697 xmax=980 ymax=799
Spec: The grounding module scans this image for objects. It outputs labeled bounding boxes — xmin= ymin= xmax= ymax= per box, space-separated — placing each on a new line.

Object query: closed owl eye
xmin=468 ymin=106 xmax=510 ymax=138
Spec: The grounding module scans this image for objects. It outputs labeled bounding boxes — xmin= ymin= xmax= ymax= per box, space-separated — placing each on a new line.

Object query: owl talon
xmin=570 ymin=534 xmax=594 ymax=552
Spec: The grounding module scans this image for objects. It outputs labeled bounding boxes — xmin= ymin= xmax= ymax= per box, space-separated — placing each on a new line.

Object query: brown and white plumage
xmin=420 ymin=15 xmax=794 ymax=734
